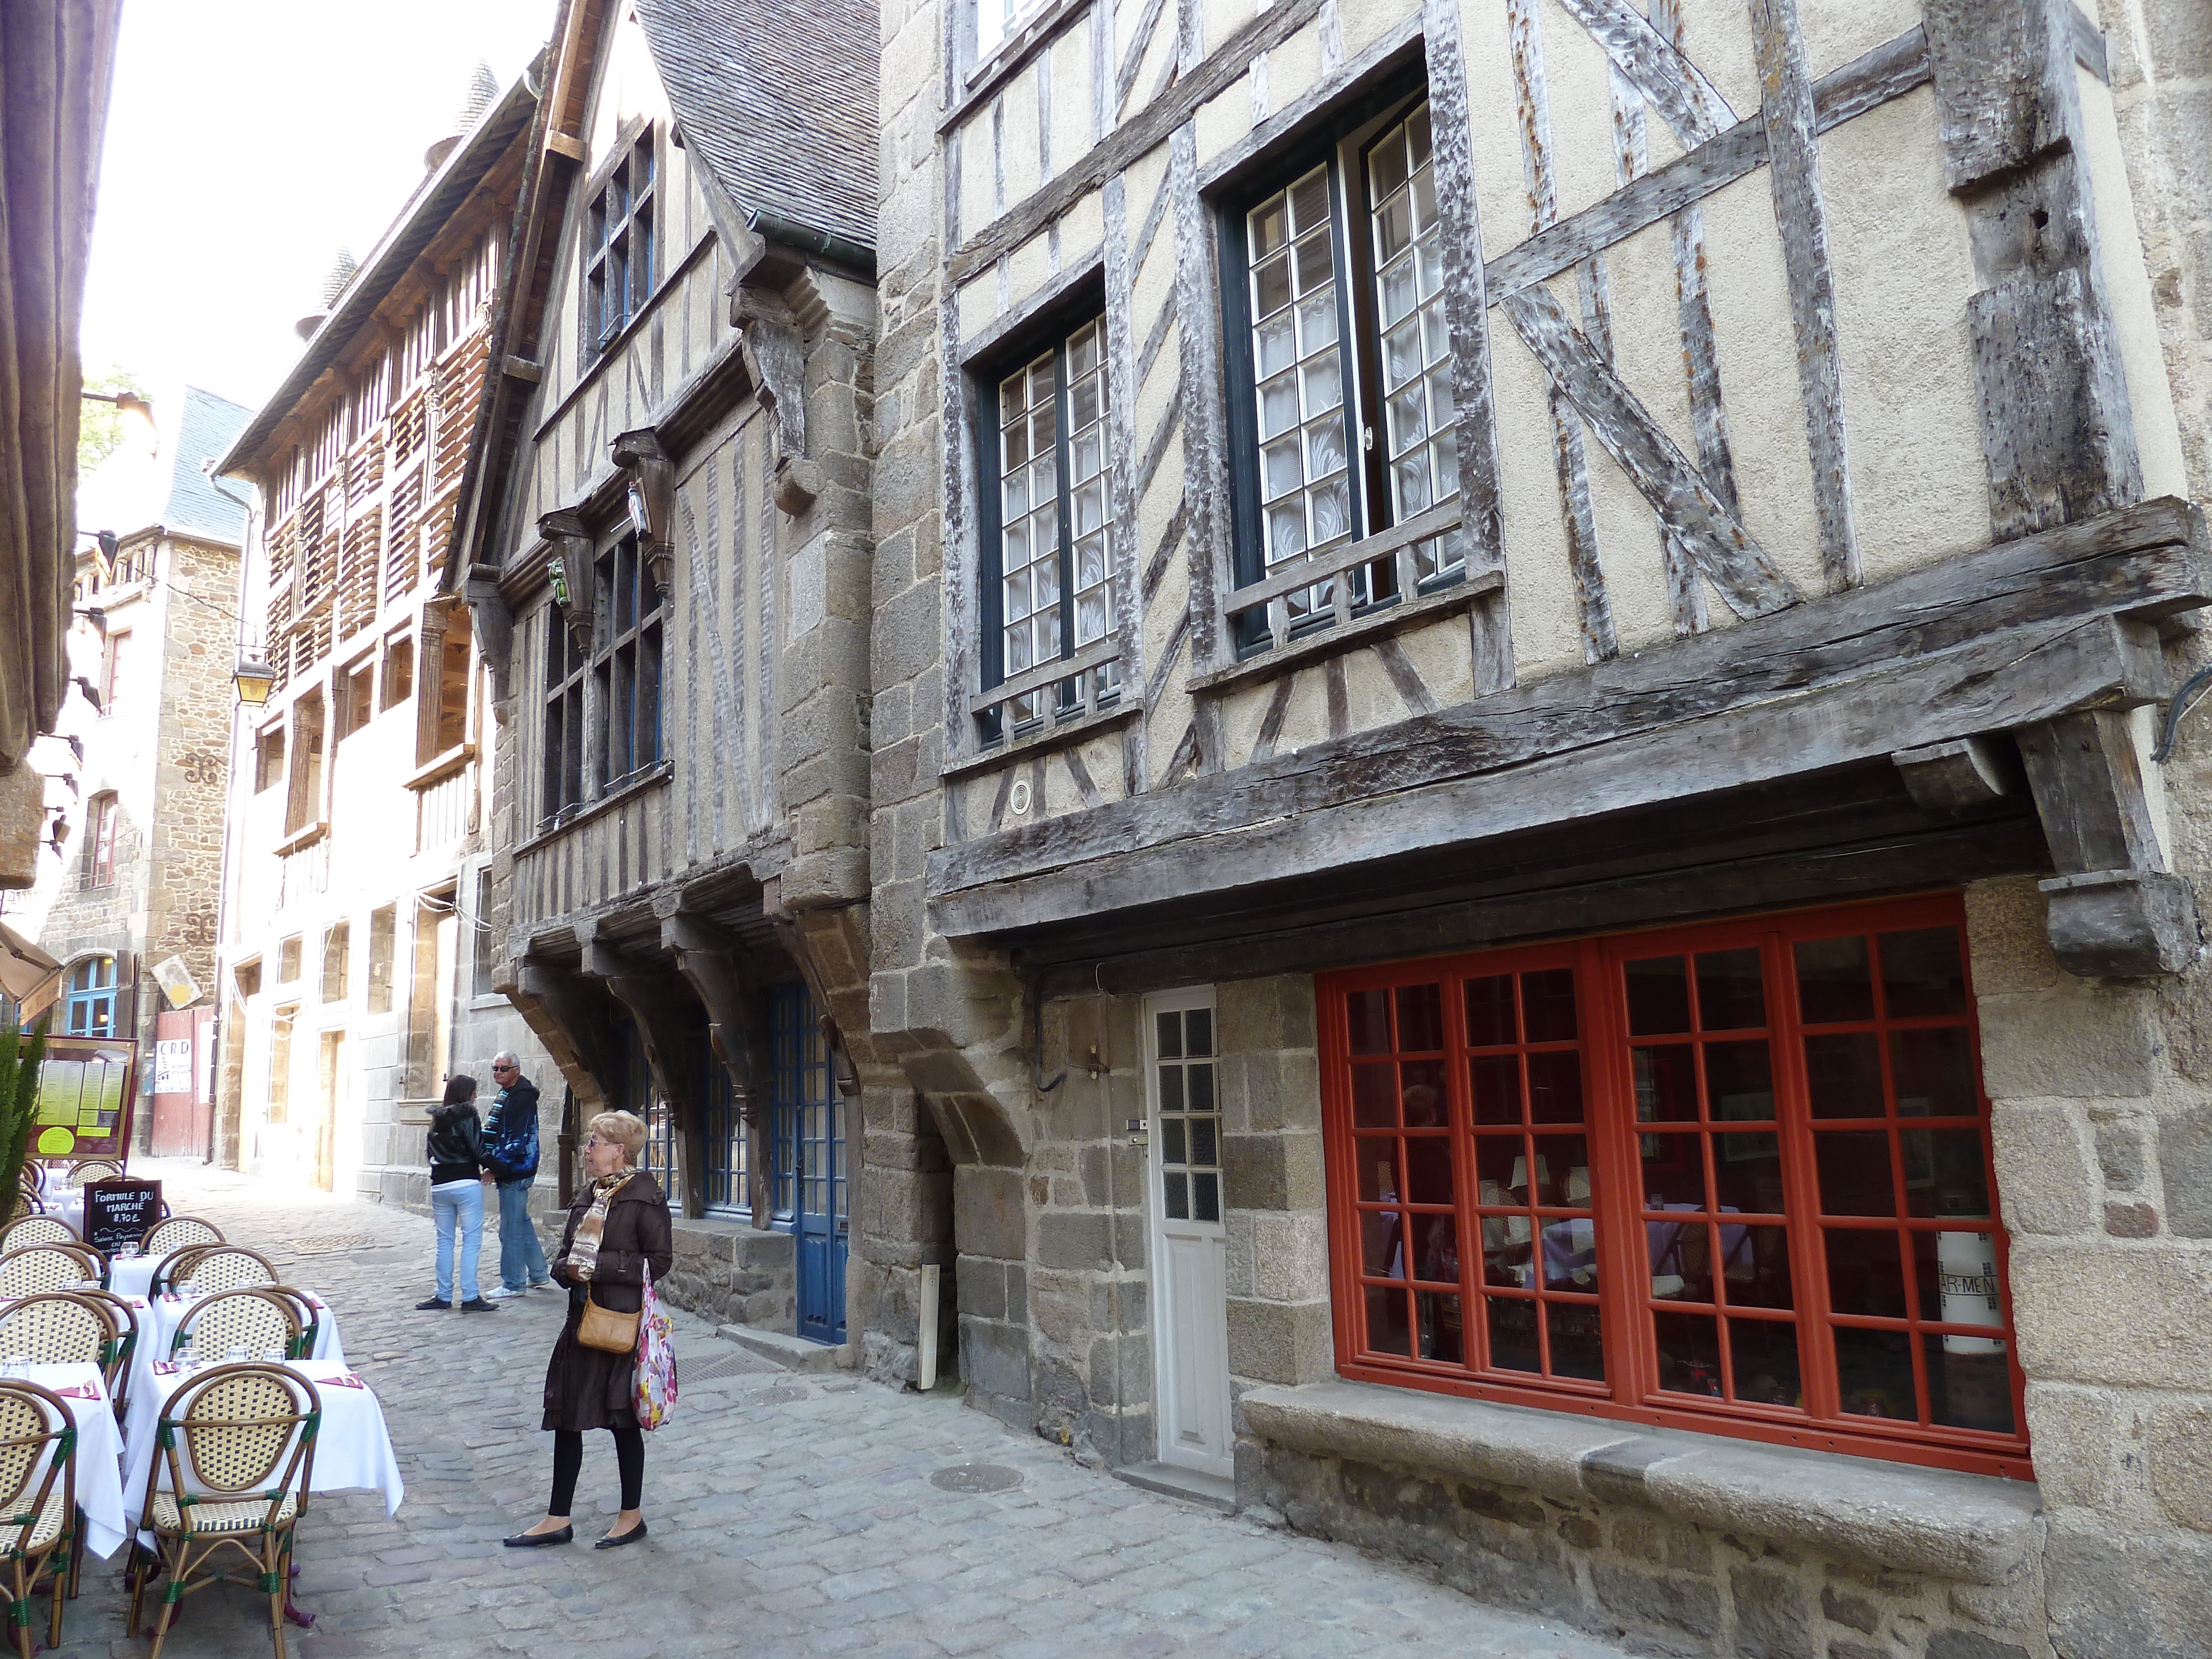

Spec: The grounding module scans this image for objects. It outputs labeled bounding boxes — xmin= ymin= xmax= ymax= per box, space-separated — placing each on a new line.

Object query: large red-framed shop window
xmin=1318 ymin=895 xmax=2029 ymax=1477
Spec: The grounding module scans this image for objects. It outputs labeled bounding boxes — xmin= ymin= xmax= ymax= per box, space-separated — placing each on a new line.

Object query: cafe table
xmin=120 ymin=1359 xmax=403 ymax=1535
xmin=127 ymin=1288 xmax=343 ymax=1412
xmin=11 ymin=1363 xmax=127 ymax=1558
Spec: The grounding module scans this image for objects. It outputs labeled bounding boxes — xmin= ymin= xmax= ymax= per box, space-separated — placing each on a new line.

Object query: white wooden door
xmin=1145 ymin=988 xmax=1233 ymax=1478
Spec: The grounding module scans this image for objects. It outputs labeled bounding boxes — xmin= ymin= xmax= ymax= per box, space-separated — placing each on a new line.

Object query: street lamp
xmin=232 ymin=656 xmax=278 ymax=706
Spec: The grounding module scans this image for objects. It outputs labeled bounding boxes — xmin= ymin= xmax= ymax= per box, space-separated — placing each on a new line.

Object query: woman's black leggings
xmin=549 ymin=1426 xmax=644 ymax=1516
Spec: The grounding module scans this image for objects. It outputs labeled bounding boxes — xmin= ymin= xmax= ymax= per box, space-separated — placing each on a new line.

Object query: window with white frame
xmin=1222 ymin=92 xmax=1463 ymax=652
xmin=978 ymin=316 xmax=1119 ymax=739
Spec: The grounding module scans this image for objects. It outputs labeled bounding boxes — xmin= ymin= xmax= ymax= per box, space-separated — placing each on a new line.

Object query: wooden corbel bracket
xmin=538 ymin=509 xmax=596 ymax=655
xmin=733 ymin=285 xmax=813 ymax=512
xmin=609 ymin=429 xmax=676 ymax=597
xmin=462 ymin=562 xmax=515 ymax=705
xmin=2015 ymin=706 xmax=2201 ymax=977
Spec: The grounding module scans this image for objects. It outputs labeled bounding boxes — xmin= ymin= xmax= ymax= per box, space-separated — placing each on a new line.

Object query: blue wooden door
xmin=771 ymin=983 xmax=845 ymax=1343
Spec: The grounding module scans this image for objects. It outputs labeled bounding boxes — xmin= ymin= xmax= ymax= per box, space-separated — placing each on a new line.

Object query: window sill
xmin=515 ymin=761 xmax=672 ymax=855
xmin=1239 ymin=1379 xmax=2041 ymax=1585
xmin=943 ymin=702 xmax=1140 ymax=782
xmin=274 ymin=822 xmax=328 ymax=857
xmin=1188 ymin=564 xmax=1504 ymax=697
xmin=405 ymin=744 xmax=476 ymax=792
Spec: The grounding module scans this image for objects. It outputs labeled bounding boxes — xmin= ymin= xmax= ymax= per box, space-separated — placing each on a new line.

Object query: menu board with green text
xmin=29 ymin=1036 xmax=135 ymax=1163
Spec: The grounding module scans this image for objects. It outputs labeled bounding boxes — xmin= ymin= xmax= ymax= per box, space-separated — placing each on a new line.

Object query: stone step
xmin=714 ymin=1322 xmax=842 ymax=1373
xmin=1112 ymin=1459 xmax=1237 ymax=1514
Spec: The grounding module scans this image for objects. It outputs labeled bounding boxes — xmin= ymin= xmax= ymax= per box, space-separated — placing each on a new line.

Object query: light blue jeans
xmin=497 ymin=1178 xmax=549 ymax=1291
xmin=431 ymin=1180 xmax=486 ymax=1305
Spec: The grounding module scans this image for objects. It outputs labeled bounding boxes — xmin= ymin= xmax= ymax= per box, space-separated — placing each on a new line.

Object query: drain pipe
xmin=917 ymin=1261 xmax=941 ymax=1391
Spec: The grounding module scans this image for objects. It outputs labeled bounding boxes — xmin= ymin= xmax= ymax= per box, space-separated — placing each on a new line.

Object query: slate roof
xmin=161 ymin=388 xmax=252 ymax=544
xmin=634 ymin=0 xmax=879 ymax=260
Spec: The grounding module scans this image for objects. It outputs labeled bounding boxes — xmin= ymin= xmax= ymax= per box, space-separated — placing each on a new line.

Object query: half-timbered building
xmin=452 ymin=0 xmax=878 ymax=1345
xmin=865 ymin=0 xmax=2212 ymax=1652
xmin=212 ymin=74 xmax=556 ymax=1207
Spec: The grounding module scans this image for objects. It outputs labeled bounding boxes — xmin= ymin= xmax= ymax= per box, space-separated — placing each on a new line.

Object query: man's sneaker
xmin=459 ymin=1298 xmax=500 ymax=1312
xmin=528 ymin=1278 xmax=557 ymax=1291
xmin=483 ymin=1285 xmax=525 ymax=1301
xmin=414 ymin=1297 xmax=451 ymax=1311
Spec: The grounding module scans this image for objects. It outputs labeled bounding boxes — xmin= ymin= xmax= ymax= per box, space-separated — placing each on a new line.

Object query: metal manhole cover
xmin=686 ymin=1353 xmax=759 ymax=1383
xmin=930 ymin=1463 xmax=1023 ymax=1494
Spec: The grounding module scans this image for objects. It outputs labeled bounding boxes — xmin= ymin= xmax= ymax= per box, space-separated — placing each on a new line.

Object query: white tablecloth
xmin=107 ymin=1258 xmax=156 ymax=1300
xmin=15 ymin=1363 xmax=126 ymax=1559
xmin=129 ymin=1291 xmax=342 ymax=1411
xmin=122 ymin=1360 xmax=402 ymax=1533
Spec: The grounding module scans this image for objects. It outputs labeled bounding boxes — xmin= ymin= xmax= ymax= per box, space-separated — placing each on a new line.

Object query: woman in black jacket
xmin=418 ymin=1076 xmax=499 ymax=1312
xmin=504 ymin=1109 xmax=672 ymax=1550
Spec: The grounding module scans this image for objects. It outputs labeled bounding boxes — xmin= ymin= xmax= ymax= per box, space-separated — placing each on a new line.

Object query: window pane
xmin=1186 ymin=1008 xmax=1213 ymax=1057
xmin=1641 ymin=1131 xmax=1707 ymax=1211
xmin=1521 ymin=970 xmax=1577 ymax=1042
xmin=1366 ymin=1286 xmax=1411 ymax=1356
xmin=1713 ymin=1134 xmax=1783 ymax=1214
xmin=1891 ymin=1027 xmax=1977 ymax=1118
xmin=1163 ymin=1171 xmax=1189 ymax=1219
xmin=1192 ymin=1173 xmax=1221 ymax=1223
xmin=1464 ymin=975 xmax=1513 ymax=1046
xmin=1395 ymin=984 xmax=1442 ymax=1051
xmin=1794 ymin=935 xmax=1875 ymax=1024
xmin=1632 ymin=1045 xmax=1697 ymax=1122
xmin=1526 ymin=1051 xmax=1583 ymax=1124
xmin=1726 ymin=1227 xmax=1793 ymax=1309
xmin=1705 ymin=1041 xmax=1774 ymax=1121
xmin=1365 ymin=102 xmax=1460 ymax=553
xmin=1729 ymin=1318 xmax=1800 ymax=1406
xmin=1880 ymin=927 xmax=1968 ymax=1018
xmin=1417 ymin=1293 xmax=1462 ymax=1362
xmin=1486 ymin=1297 xmax=1541 ymax=1373
xmin=1695 ymin=949 xmax=1766 ymax=1031
xmin=1550 ymin=1305 xmax=1605 ymax=1381
xmin=1626 ymin=957 xmax=1691 ymax=1035
xmin=1902 ymin=1129 xmax=1990 ymax=1218
xmin=1654 ymin=1311 xmax=1723 ymax=1397
xmin=1347 ymin=989 xmax=1388 ymax=1055
xmin=1468 ymin=1055 xmax=1521 ymax=1125
xmin=1826 ymin=1227 xmax=1907 ymax=1316
xmin=1805 ymin=1032 xmax=1885 ymax=1118
xmin=1834 ymin=1325 xmax=1914 ymax=1420
xmin=1400 ymin=1061 xmax=1446 ymax=1132
xmin=1816 ymin=1131 xmax=1897 ymax=1215
xmin=1926 ymin=1332 xmax=2013 ymax=1434
xmin=1160 ymin=1118 xmax=1186 ymax=1164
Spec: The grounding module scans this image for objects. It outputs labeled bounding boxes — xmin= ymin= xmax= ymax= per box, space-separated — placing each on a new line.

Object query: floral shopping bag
xmin=634 ymin=1259 xmax=679 ymax=1430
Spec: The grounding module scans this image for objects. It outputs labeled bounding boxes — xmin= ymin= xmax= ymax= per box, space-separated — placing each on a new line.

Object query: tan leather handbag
xmin=577 ymin=1288 xmax=641 ymax=1354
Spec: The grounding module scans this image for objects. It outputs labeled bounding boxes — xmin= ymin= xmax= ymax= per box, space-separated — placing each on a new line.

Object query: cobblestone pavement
xmin=54 ymin=1161 xmax=1635 ymax=1658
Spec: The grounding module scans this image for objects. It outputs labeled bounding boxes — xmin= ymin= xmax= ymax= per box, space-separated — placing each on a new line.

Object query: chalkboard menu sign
xmin=82 ymin=1180 xmax=161 ymax=1255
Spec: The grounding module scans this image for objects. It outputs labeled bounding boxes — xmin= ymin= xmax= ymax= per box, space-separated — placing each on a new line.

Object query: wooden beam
xmin=1553 ymin=0 xmax=1735 ymax=148
xmin=662 ymin=911 xmax=776 ymax=1228
xmin=2016 ymin=709 xmax=2198 ymax=976
xmin=928 ymin=498 xmax=2208 ymax=915
xmin=1750 ymin=0 xmax=1860 ymax=590
xmin=1500 ymin=284 xmax=1797 ymax=619
xmin=946 ymin=0 xmax=1328 ymax=284
xmin=1484 ymin=26 xmax=1931 ymax=306
xmin=1892 ymin=736 xmax=2015 ymax=812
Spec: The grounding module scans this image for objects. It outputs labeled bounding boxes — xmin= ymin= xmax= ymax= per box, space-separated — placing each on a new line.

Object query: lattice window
xmin=386 ymin=472 xmax=422 ymax=602
xmin=346 ymin=440 xmax=384 ymax=510
xmin=583 ymin=130 xmax=656 ymax=360
xmin=338 ymin=508 xmax=382 ymax=640
xmin=389 ymin=392 xmax=426 ymax=463
xmin=430 ymin=335 xmax=490 ymax=496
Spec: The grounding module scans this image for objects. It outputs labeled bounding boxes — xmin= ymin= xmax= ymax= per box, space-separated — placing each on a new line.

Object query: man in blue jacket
xmin=481 ymin=1051 xmax=552 ymax=1299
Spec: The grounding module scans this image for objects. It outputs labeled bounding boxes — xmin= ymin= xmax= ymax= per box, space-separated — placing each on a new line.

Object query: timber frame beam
xmin=575 ymin=918 xmax=711 ymax=1218
xmin=659 ymin=899 xmax=776 ymax=1227
xmin=929 ymin=499 xmax=2210 ymax=962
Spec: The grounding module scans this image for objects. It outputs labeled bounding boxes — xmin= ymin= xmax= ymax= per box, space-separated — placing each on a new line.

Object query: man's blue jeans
xmin=431 ymin=1180 xmax=486 ymax=1305
xmin=497 ymin=1178 xmax=549 ymax=1291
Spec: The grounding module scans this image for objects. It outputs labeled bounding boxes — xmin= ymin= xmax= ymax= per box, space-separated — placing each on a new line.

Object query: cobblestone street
xmin=45 ymin=1162 xmax=1641 ymax=1658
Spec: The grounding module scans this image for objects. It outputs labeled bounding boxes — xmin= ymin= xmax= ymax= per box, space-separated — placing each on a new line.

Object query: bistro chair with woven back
xmin=157 ymin=1248 xmax=275 ymax=1298
xmin=129 ymin=1363 xmax=319 ymax=1659
xmin=259 ymin=1289 xmax=319 ymax=1361
xmin=0 ymin=1217 xmax=75 ymax=1253
xmin=139 ymin=1218 xmax=222 ymax=1262
xmin=64 ymin=1160 xmax=122 ymax=1186
xmin=0 ymin=1296 xmax=113 ymax=1371
xmin=72 ymin=1289 xmax=137 ymax=1421
xmin=0 ymin=1380 xmax=77 ymax=1657
xmin=169 ymin=1291 xmax=298 ymax=1365
xmin=0 ymin=1247 xmax=103 ymax=1300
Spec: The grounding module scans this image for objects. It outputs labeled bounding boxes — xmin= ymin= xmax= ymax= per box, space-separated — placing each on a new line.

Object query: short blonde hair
xmin=586 ymin=1110 xmax=648 ymax=1165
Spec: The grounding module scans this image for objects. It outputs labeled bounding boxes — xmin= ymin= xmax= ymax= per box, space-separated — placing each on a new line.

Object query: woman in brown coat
xmin=503 ymin=1110 xmax=672 ymax=1550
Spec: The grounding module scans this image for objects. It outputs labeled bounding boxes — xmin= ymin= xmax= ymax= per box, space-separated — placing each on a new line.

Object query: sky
xmin=80 ymin=0 xmax=557 ymax=420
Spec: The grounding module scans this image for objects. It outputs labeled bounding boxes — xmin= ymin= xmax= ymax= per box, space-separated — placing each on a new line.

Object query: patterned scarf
xmin=566 ymin=1171 xmax=634 ymax=1283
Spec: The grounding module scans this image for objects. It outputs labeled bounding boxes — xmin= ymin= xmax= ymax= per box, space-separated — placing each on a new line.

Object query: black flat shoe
xmin=460 ymin=1298 xmax=500 ymax=1312
xmin=503 ymin=1526 xmax=572 ymax=1548
xmin=594 ymin=1521 xmax=648 ymax=1550
xmin=414 ymin=1298 xmax=451 ymax=1311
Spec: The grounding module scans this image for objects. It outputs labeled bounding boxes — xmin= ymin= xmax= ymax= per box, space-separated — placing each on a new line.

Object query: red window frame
xmin=1318 ymin=894 xmax=2029 ymax=1478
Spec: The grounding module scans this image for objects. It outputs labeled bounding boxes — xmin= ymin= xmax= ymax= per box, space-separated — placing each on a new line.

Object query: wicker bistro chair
xmin=64 ymin=1161 xmax=121 ymax=1186
xmin=0 ymin=1381 xmax=78 ymax=1656
xmin=139 ymin=1218 xmax=222 ymax=1260
xmin=73 ymin=1291 xmax=136 ymax=1420
xmin=259 ymin=1290 xmax=319 ymax=1363
xmin=169 ymin=1292 xmax=298 ymax=1365
xmin=128 ymin=1364 xmax=319 ymax=1659
xmin=168 ymin=1249 xmax=275 ymax=1297
xmin=0 ymin=1249 xmax=100 ymax=1301
xmin=0 ymin=1296 xmax=113 ymax=1370
xmin=0 ymin=1218 xmax=75 ymax=1253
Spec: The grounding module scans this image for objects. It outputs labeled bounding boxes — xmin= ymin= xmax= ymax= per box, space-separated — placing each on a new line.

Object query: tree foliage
xmin=77 ymin=364 xmax=144 ymax=478
xmin=0 ymin=1018 xmax=50 ymax=1230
